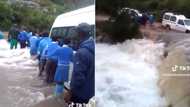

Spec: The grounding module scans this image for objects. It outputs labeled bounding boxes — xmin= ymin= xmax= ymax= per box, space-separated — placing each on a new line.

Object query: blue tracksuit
xmin=27 ymin=32 xmax=32 ymax=40
xmin=70 ymin=38 xmax=95 ymax=103
xmin=37 ymin=37 xmax=51 ymax=57
xmin=29 ymin=36 xmax=39 ymax=55
xmin=40 ymin=46 xmax=48 ymax=60
xmin=54 ymin=45 xmax=73 ymax=83
xmin=18 ymin=31 xmax=28 ymax=42
xmin=54 ymin=45 xmax=73 ymax=96
xmin=46 ymin=42 xmax=60 ymax=61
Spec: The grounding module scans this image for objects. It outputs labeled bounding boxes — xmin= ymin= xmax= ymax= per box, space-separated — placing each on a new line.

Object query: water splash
xmin=96 ymin=39 xmax=167 ymax=107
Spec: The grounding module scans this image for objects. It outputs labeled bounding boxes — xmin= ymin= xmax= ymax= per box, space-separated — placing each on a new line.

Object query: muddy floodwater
xmin=96 ymin=39 xmax=167 ymax=107
xmin=0 ymin=40 xmax=53 ymax=107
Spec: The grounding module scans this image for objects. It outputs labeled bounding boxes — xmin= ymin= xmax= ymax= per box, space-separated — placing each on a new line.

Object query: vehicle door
xmin=162 ymin=15 xmax=170 ymax=26
xmin=169 ymin=16 xmax=177 ymax=29
xmin=176 ymin=19 xmax=186 ymax=32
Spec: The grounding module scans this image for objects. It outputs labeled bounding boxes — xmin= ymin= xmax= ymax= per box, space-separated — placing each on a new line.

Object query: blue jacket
xmin=40 ymin=46 xmax=48 ymax=60
xmin=18 ymin=31 xmax=28 ymax=42
xmin=27 ymin=32 xmax=32 ymax=40
xmin=46 ymin=42 xmax=60 ymax=61
xmin=37 ymin=37 xmax=51 ymax=56
xmin=70 ymin=38 xmax=95 ymax=102
xmin=54 ymin=45 xmax=73 ymax=83
xmin=29 ymin=36 xmax=39 ymax=55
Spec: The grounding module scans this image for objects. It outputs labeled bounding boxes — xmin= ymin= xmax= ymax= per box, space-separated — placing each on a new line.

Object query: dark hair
xmin=51 ymin=36 xmax=59 ymax=42
xmin=42 ymin=32 xmax=49 ymax=37
xmin=63 ymin=38 xmax=71 ymax=45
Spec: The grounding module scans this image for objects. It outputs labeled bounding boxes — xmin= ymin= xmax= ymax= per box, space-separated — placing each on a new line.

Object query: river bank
xmin=141 ymin=23 xmax=190 ymax=107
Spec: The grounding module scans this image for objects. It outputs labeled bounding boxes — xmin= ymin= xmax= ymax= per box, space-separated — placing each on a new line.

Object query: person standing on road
xmin=8 ymin=24 xmax=19 ymax=49
xmin=54 ymin=38 xmax=73 ymax=96
xmin=64 ymin=23 xmax=95 ymax=104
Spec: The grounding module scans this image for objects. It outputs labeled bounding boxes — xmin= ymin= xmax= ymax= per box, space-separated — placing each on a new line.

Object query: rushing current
xmin=0 ymin=40 xmax=46 ymax=107
xmin=96 ymin=39 xmax=167 ymax=107
xmin=0 ymin=38 xmax=169 ymax=107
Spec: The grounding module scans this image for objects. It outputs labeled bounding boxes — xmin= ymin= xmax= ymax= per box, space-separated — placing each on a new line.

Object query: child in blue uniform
xmin=37 ymin=32 xmax=51 ymax=76
xmin=44 ymin=36 xmax=60 ymax=84
xmin=54 ymin=38 xmax=73 ymax=96
xmin=18 ymin=30 xmax=28 ymax=48
xmin=29 ymin=33 xmax=39 ymax=56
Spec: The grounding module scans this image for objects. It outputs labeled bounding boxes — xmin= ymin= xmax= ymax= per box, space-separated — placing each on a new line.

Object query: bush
xmin=0 ymin=1 xmax=56 ymax=31
xmin=102 ymin=13 xmax=140 ymax=43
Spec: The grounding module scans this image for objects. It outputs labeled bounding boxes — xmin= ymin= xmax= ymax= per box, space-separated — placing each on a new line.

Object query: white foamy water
xmin=0 ymin=40 xmax=45 ymax=107
xmin=96 ymin=39 xmax=167 ymax=107
xmin=0 ymin=40 xmax=38 ymax=67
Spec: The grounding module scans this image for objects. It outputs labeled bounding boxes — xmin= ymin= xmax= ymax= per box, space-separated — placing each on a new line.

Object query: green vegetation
xmin=0 ymin=0 xmax=94 ymax=32
xmin=101 ymin=13 xmax=140 ymax=43
xmin=98 ymin=0 xmax=190 ymax=20
xmin=97 ymin=0 xmax=141 ymax=43
xmin=0 ymin=0 xmax=59 ymax=31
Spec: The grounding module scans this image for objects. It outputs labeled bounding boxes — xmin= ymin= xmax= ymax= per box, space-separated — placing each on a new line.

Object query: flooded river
xmin=0 ymin=40 xmax=49 ymax=107
xmin=96 ymin=39 xmax=167 ymax=107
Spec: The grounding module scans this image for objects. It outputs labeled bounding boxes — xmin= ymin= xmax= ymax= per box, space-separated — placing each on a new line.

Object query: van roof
xmin=164 ymin=12 xmax=174 ymax=16
xmin=164 ymin=12 xmax=187 ymax=19
xmin=177 ymin=15 xmax=186 ymax=19
xmin=52 ymin=5 xmax=95 ymax=28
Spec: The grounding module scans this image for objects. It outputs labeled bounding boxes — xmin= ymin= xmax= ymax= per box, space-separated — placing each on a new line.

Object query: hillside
xmin=0 ymin=0 xmax=94 ymax=31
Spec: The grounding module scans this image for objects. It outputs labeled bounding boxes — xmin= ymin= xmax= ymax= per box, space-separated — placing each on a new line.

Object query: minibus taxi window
xmin=67 ymin=27 xmax=78 ymax=38
xmin=66 ymin=27 xmax=79 ymax=50
xmin=51 ymin=27 xmax=67 ymax=37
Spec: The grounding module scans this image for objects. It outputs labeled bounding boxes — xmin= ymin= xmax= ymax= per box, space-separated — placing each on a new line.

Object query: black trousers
xmin=39 ymin=59 xmax=46 ymax=76
xmin=20 ymin=41 xmax=27 ymax=48
xmin=44 ymin=59 xmax=57 ymax=83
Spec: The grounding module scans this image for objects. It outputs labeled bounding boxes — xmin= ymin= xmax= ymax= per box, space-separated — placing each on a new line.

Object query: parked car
xmin=162 ymin=12 xmax=190 ymax=33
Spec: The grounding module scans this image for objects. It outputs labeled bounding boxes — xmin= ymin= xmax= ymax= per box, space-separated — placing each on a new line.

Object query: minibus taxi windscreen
xmin=50 ymin=25 xmax=95 ymax=49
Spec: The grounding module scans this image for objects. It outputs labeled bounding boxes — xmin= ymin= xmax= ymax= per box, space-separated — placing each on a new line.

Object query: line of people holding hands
xmin=10 ymin=23 xmax=95 ymax=105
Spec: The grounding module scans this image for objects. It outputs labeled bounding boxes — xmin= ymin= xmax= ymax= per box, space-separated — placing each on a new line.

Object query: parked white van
xmin=162 ymin=12 xmax=190 ymax=33
xmin=49 ymin=5 xmax=95 ymax=49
